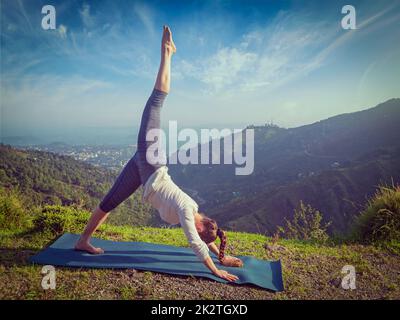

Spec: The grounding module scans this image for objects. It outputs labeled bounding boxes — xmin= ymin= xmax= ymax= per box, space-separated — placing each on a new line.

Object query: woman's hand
xmin=221 ymin=255 xmax=244 ymax=268
xmin=213 ymin=269 xmax=239 ymax=282
xmin=203 ymin=256 xmax=238 ymax=282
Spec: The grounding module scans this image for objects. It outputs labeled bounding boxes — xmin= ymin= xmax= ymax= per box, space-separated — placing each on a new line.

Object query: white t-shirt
xmin=142 ymin=166 xmax=210 ymax=261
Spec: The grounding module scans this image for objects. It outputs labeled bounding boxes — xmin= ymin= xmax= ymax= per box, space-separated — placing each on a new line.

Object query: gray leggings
xmin=99 ymin=89 xmax=167 ymax=213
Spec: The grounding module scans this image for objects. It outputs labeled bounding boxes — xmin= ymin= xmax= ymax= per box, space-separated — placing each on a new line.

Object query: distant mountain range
xmin=168 ymin=98 xmax=400 ymax=235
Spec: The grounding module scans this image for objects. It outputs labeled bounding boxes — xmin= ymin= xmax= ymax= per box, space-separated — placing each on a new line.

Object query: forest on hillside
xmin=0 ymin=144 xmax=158 ymax=227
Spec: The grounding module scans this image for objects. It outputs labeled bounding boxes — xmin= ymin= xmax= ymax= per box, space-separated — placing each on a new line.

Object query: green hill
xmin=215 ymin=148 xmax=400 ymax=234
xmin=0 ymin=195 xmax=399 ymax=300
xmin=0 ymin=144 xmax=157 ymax=226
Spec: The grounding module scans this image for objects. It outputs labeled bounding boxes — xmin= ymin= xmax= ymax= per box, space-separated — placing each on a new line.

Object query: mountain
xmin=0 ymin=144 xmax=156 ymax=226
xmin=168 ymin=98 xmax=400 ymax=235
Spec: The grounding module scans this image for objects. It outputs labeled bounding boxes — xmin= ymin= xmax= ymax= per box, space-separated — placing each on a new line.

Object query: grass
xmin=353 ymin=184 xmax=400 ymax=243
xmin=1 ymin=221 xmax=400 ymax=300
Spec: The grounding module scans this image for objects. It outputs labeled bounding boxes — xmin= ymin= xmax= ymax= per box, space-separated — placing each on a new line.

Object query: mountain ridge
xmin=168 ymin=98 xmax=400 ymax=235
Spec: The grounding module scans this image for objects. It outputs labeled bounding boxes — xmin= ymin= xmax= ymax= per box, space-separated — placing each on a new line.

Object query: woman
xmin=75 ymin=26 xmax=243 ymax=282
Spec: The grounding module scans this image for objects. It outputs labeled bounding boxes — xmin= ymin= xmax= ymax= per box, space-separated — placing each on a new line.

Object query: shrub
xmin=33 ymin=205 xmax=91 ymax=235
xmin=279 ymin=201 xmax=331 ymax=243
xmin=353 ymin=184 xmax=400 ymax=243
xmin=0 ymin=187 xmax=30 ymax=230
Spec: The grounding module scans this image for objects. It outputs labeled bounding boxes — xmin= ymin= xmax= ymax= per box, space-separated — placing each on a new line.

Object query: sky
xmin=1 ymin=0 xmax=400 ymax=141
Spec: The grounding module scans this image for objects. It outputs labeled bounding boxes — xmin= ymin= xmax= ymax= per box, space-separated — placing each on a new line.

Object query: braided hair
xmin=198 ymin=214 xmax=227 ymax=263
xmin=216 ymin=228 xmax=227 ymax=262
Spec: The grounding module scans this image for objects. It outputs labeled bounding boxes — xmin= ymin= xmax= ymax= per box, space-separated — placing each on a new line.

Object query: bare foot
xmin=162 ymin=25 xmax=176 ymax=55
xmin=75 ymin=239 xmax=104 ymax=254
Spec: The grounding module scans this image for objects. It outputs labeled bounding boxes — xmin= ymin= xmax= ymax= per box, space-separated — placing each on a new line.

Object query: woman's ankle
xmin=77 ymin=235 xmax=90 ymax=244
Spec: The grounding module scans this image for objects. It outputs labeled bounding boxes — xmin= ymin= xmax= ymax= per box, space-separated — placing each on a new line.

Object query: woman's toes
xmin=94 ymin=247 xmax=104 ymax=254
xmin=75 ymin=241 xmax=104 ymax=254
xmin=161 ymin=25 xmax=176 ymax=54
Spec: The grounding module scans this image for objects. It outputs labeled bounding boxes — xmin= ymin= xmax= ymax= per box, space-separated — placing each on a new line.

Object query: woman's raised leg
xmin=136 ymin=25 xmax=176 ymax=184
xmin=155 ymin=25 xmax=175 ymax=93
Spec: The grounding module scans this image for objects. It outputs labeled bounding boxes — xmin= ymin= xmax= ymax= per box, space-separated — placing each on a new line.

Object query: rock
xmin=329 ymin=278 xmax=342 ymax=288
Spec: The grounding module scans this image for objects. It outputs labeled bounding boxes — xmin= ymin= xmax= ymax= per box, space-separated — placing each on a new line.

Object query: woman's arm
xmin=178 ymin=209 xmax=238 ymax=282
xmin=203 ymin=256 xmax=238 ymax=282
xmin=208 ymin=242 xmax=220 ymax=256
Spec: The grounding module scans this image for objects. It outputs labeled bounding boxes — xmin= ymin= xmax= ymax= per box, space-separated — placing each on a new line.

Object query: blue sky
xmin=1 ymin=0 xmax=400 ymax=138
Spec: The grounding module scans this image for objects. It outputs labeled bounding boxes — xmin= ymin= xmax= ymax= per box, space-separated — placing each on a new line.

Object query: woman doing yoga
xmin=75 ymin=26 xmax=243 ymax=282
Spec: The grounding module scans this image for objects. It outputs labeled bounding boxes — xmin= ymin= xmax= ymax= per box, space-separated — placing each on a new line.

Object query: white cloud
xmin=175 ymin=12 xmax=332 ymax=94
xmin=200 ymin=48 xmax=257 ymax=91
xmin=311 ymin=3 xmax=398 ymax=70
xmin=133 ymin=3 xmax=155 ymax=37
xmin=16 ymin=0 xmax=33 ymax=30
xmin=175 ymin=6 xmax=397 ymax=96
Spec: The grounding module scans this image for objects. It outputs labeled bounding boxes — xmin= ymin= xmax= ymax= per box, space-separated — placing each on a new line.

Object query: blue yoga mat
xmin=29 ymin=233 xmax=284 ymax=292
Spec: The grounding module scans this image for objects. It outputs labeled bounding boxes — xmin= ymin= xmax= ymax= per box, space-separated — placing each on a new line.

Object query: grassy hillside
xmin=0 ymin=188 xmax=399 ymax=300
xmin=1 ymin=215 xmax=399 ymax=299
xmin=0 ymin=144 xmax=158 ymax=226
